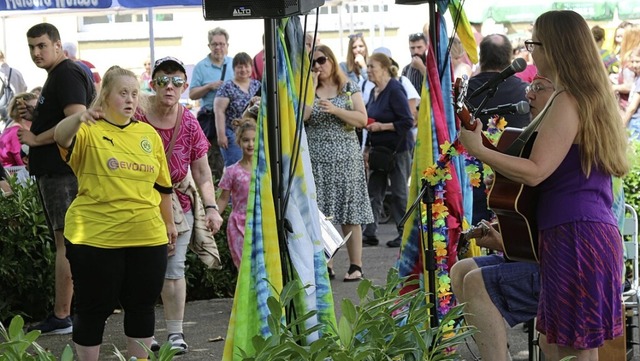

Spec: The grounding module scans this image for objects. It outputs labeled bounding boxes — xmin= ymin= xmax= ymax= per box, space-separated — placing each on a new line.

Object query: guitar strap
xmin=505 ymin=89 xmax=566 ymax=156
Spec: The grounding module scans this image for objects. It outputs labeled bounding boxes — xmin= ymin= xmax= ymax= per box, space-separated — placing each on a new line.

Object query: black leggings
xmin=65 ymin=241 xmax=167 ymax=346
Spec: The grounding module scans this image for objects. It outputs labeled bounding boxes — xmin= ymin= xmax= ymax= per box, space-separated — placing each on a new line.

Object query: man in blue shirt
xmin=189 ymin=27 xmax=234 ymax=182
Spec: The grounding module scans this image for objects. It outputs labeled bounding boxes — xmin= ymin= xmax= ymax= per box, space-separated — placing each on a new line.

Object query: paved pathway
xmin=31 ymin=221 xmax=639 ymax=360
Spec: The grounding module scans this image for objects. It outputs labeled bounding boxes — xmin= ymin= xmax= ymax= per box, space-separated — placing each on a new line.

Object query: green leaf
xmin=341 ymin=298 xmax=357 ymax=324
xmin=336 ymin=315 xmax=352 ymax=347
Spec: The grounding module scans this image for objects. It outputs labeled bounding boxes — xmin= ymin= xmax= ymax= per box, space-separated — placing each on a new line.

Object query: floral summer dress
xmin=218 ymin=162 xmax=251 ymax=268
xmin=306 ymin=81 xmax=373 ymax=225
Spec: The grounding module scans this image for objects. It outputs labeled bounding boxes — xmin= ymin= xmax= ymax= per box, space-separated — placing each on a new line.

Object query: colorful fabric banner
xmin=222 ymin=18 xmax=336 ymax=360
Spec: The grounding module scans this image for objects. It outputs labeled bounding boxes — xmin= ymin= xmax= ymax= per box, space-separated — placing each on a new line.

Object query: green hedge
xmin=0 ymin=176 xmax=238 ymax=324
xmin=624 ymin=139 xmax=640 ymax=213
xmin=0 ymin=177 xmax=55 ymax=324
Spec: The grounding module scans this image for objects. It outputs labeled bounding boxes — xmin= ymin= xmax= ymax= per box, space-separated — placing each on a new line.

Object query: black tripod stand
xmin=399 ymin=179 xmax=438 ymax=328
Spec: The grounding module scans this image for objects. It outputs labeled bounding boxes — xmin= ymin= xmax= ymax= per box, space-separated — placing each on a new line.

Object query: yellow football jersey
xmin=60 ymin=119 xmax=172 ymax=248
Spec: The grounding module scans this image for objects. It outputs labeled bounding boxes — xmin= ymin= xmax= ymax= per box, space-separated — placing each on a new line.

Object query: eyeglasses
xmin=348 ymin=32 xmax=363 ymax=39
xmin=144 ymin=62 xmax=150 ymax=66
xmin=524 ymin=40 xmax=543 ymax=52
xmin=209 ymin=42 xmax=227 ymax=48
xmin=409 ymin=32 xmax=426 ymax=42
xmin=312 ymin=56 xmax=328 ymax=67
xmin=525 ymin=82 xmax=552 ymax=94
xmin=154 ymin=76 xmax=186 ymax=88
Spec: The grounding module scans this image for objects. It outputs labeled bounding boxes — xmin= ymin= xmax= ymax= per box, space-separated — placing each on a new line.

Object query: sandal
xmin=327 ymin=266 xmax=335 ymax=280
xmin=343 ymin=264 xmax=364 ymax=282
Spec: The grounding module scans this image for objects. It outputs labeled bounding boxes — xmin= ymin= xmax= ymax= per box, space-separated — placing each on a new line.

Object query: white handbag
xmin=319 ymin=211 xmax=351 ymax=259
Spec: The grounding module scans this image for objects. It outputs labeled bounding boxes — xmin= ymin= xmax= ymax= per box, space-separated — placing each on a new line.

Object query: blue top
xmin=339 ymin=62 xmax=367 ymax=87
xmin=215 ymin=79 xmax=261 ymax=127
xmin=365 ymin=78 xmax=414 ymax=152
xmin=537 ymin=144 xmax=617 ymax=230
xmin=190 ymin=55 xmax=234 ymax=111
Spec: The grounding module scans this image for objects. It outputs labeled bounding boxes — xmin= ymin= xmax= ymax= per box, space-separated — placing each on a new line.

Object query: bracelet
xmin=204 ymin=204 xmax=219 ymax=211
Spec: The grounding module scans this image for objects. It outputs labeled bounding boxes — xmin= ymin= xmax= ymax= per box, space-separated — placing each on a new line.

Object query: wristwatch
xmin=204 ymin=204 xmax=219 ymax=211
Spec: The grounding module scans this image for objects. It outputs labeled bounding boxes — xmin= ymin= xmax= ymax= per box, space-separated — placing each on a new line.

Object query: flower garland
xmin=420 ymin=115 xmax=506 ymax=324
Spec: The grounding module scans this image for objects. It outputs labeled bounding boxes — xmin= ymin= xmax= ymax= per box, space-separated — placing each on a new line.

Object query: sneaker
xmin=362 ymin=236 xmax=379 ymax=247
xmin=26 ymin=314 xmax=72 ymax=335
xmin=150 ymin=337 xmax=160 ymax=352
xmin=386 ymin=236 xmax=402 ymax=248
xmin=167 ymin=333 xmax=188 ymax=355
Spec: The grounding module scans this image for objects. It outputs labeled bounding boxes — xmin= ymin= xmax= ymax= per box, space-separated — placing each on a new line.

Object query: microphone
xmin=479 ymin=101 xmax=530 ymax=116
xmin=469 ymin=58 xmax=528 ymax=98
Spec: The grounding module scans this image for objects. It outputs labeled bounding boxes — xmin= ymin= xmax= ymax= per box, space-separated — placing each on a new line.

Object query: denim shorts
xmin=166 ymin=211 xmax=193 ymax=279
xmin=476 ymin=254 xmax=540 ymax=327
xmin=36 ymin=173 xmax=78 ymax=231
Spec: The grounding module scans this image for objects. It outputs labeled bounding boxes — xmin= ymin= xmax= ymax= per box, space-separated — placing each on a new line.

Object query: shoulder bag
xmin=167 ymin=106 xmax=222 ymax=269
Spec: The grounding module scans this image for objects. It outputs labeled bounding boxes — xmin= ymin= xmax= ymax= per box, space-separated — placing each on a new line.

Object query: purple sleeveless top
xmin=537 ymin=144 xmax=616 ymax=230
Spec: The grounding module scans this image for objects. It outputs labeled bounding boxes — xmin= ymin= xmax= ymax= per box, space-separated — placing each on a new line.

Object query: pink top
xmin=0 ymin=126 xmax=24 ymax=167
xmin=137 ymin=108 xmax=210 ymax=211
xmin=219 ymin=162 xmax=251 ymax=216
xmin=515 ymin=64 xmax=538 ymax=83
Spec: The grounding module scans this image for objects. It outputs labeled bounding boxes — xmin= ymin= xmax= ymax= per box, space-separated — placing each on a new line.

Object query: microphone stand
xmin=398 ymin=80 xmax=501 ymax=328
xmin=399 ymin=179 xmax=438 ymax=328
xmin=471 ymin=85 xmax=499 ymax=120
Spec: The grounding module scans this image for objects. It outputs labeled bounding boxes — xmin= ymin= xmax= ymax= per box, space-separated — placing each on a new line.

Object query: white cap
xmin=372 ymin=47 xmax=392 ymax=58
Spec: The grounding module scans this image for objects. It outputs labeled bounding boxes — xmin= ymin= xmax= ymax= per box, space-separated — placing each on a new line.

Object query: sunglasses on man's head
xmin=409 ymin=32 xmax=426 ymax=42
xmin=312 ymin=56 xmax=328 ymax=67
xmin=154 ymin=76 xmax=186 ymax=88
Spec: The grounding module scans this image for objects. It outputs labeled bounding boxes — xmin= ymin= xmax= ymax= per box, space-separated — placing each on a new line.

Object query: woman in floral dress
xmin=306 ymin=44 xmax=373 ymax=282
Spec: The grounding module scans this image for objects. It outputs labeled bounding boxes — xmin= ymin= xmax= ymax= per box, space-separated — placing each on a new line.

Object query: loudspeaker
xmin=395 ymin=0 xmax=429 ymax=4
xmin=204 ymin=0 xmax=325 ymax=20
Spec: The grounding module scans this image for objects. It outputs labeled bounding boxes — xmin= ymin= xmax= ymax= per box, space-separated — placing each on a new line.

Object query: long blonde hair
xmin=345 ymin=35 xmax=368 ymax=76
xmin=535 ymin=10 xmax=628 ymax=177
xmin=7 ymin=92 xmax=38 ymax=122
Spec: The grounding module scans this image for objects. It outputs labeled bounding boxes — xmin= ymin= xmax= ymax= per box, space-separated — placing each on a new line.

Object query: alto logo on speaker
xmin=233 ymin=7 xmax=252 ymax=16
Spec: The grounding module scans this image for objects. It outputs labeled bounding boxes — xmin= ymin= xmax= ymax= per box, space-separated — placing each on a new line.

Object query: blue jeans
xmin=221 ymin=126 xmax=242 ymax=167
xmin=628 ymin=114 xmax=640 ymax=141
xmin=364 ymin=149 xmax=411 ymax=238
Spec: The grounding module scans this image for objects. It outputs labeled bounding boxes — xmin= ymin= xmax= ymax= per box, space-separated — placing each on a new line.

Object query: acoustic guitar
xmin=454 ymin=77 xmax=539 ymax=263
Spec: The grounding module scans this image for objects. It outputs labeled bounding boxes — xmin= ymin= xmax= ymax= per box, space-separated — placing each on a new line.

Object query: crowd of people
xmin=1 ymin=11 xmax=638 ymax=361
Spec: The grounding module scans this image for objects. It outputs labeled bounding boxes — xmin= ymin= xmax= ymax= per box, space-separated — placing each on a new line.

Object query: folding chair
xmin=623 ymin=203 xmax=639 ymax=358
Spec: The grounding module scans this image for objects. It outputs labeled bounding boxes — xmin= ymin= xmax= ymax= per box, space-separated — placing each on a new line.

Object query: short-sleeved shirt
xmin=190 ymin=55 xmax=234 ymax=111
xmin=30 ymin=59 xmax=95 ymax=176
xmin=0 ymin=126 xmax=24 ymax=167
xmin=339 ymin=62 xmax=367 ymax=87
xmin=215 ymin=79 xmax=261 ymax=127
xmin=59 ymin=120 xmax=172 ymax=248
xmin=402 ymin=63 xmax=425 ymax=95
xmin=218 ymin=162 xmax=251 ymax=216
xmin=137 ymin=107 xmax=209 ymax=212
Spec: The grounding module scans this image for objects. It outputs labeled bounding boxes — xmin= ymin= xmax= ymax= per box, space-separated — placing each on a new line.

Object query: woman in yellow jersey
xmin=54 ymin=66 xmax=177 ymax=361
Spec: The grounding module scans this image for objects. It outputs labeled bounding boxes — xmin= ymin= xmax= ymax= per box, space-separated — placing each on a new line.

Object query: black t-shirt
xmin=467 ymin=72 xmax=530 ymax=130
xmin=468 ymin=72 xmax=529 ymax=225
xmin=29 ymin=59 xmax=95 ymax=176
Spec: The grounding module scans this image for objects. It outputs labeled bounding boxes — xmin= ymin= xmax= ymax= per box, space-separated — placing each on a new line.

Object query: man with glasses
xmin=467 ymin=33 xmax=530 ymax=226
xmin=402 ymin=32 xmax=428 ymax=94
xmin=189 ymin=27 xmax=234 ymax=183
